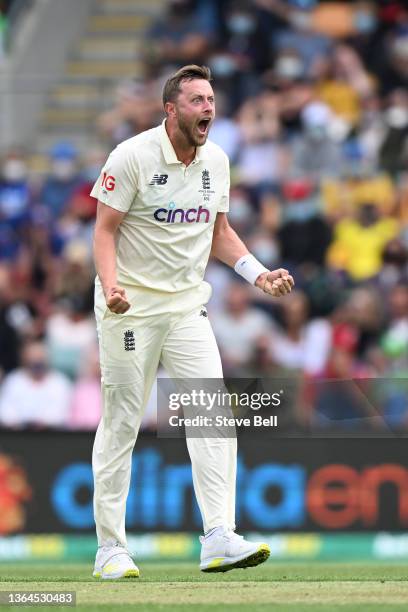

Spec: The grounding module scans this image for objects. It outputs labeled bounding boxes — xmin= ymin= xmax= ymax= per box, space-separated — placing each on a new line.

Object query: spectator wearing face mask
xmin=144 ymin=0 xmax=216 ymax=74
xmin=39 ymin=142 xmax=82 ymax=219
xmin=236 ymin=90 xmax=288 ymax=192
xmin=0 ymin=152 xmax=31 ymax=260
xmin=208 ymin=0 xmax=270 ymax=109
xmin=291 ymin=101 xmax=343 ymax=180
xmin=0 ymin=341 xmax=72 ymax=429
xmin=379 ymin=89 xmax=408 ymax=177
xmin=257 ymin=0 xmax=332 ymax=78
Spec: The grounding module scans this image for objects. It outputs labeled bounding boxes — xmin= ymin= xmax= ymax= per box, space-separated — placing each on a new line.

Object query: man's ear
xmin=164 ymin=101 xmax=176 ymax=118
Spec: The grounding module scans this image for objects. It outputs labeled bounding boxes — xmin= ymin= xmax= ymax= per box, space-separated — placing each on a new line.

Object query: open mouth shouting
xmin=197 ymin=117 xmax=211 ymax=136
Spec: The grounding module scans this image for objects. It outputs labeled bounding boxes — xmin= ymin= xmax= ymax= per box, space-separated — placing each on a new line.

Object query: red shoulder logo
xmin=101 ymin=172 xmax=116 ymax=191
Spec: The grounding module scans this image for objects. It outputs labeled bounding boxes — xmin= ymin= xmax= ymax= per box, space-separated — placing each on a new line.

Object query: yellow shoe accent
xmin=93 ymin=571 xmax=101 ymax=578
xmin=236 ymin=543 xmax=270 ymax=569
xmin=101 ymin=562 xmax=140 ymax=579
xmin=202 ymin=544 xmax=271 ymax=573
xmin=207 ymin=557 xmax=225 ymax=569
xmin=103 ymin=562 xmax=120 ymax=574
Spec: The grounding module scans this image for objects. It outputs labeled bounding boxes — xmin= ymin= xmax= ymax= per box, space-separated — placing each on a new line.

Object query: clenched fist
xmin=255 ymin=268 xmax=294 ymax=297
xmin=106 ymin=285 xmax=131 ymax=314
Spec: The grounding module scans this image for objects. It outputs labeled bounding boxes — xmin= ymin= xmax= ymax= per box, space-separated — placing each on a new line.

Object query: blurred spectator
xmin=278 ymin=177 xmax=332 ymax=270
xmin=0 ymin=341 xmax=72 ymax=429
xmin=97 ymin=80 xmax=161 ymax=145
xmin=53 ymin=240 xmax=94 ymax=300
xmin=0 ymin=151 xmax=30 ymax=260
xmin=378 ymin=238 xmax=408 ymax=289
xmin=237 ymin=91 xmax=288 ymax=189
xmin=39 ymin=142 xmax=82 ymax=219
xmin=322 ymin=170 xmax=395 ymax=218
xmin=46 ymin=296 xmax=96 ymax=380
xmin=227 ymin=185 xmax=256 ymax=236
xmin=208 ymin=0 xmax=269 ymax=108
xmin=68 ymin=346 xmax=101 ymax=430
xmin=205 ymin=90 xmax=241 ymax=161
xmin=357 ymin=94 xmax=386 ymax=170
xmin=247 ymin=229 xmax=279 ymax=272
xmin=212 ymin=282 xmax=273 ymax=374
xmin=379 ymin=89 xmax=408 ymax=176
xmin=315 ymin=44 xmax=374 ymax=131
xmin=380 ymin=284 xmax=408 ymax=374
xmin=67 ymin=147 xmax=106 ymax=224
xmin=338 ymin=287 xmax=383 ymax=360
xmin=291 ymin=101 xmax=343 ymax=180
xmin=269 ymin=290 xmax=332 ymax=376
xmin=327 ymin=202 xmax=398 ymax=281
xmin=0 ymin=265 xmax=20 ymax=376
xmin=144 ymin=0 xmax=216 ymax=74
xmin=376 ymin=15 xmax=408 ymax=95
xmin=259 ymin=0 xmax=333 ymax=76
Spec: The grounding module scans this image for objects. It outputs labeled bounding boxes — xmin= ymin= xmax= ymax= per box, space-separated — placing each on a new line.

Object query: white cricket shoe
xmin=199 ymin=528 xmax=270 ymax=573
xmin=93 ymin=543 xmax=139 ymax=579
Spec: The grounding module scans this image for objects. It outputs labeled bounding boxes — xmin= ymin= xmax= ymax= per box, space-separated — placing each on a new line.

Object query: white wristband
xmin=234 ymin=254 xmax=268 ymax=285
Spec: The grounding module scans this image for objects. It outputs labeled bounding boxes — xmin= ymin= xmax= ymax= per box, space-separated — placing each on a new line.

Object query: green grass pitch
xmin=1 ymin=562 xmax=408 ymax=611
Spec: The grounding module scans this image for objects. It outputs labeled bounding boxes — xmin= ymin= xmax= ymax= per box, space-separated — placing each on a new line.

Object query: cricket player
xmin=91 ymin=65 xmax=294 ymax=579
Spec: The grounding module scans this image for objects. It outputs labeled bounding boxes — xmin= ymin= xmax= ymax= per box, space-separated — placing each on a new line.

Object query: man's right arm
xmin=93 ymin=201 xmax=130 ymax=314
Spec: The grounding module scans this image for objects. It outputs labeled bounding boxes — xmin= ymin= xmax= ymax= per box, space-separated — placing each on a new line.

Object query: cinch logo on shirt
xmin=153 ymin=201 xmax=210 ymax=223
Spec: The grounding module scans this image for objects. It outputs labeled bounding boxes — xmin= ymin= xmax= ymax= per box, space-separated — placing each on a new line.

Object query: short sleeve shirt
xmin=91 ymin=120 xmax=230 ymax=293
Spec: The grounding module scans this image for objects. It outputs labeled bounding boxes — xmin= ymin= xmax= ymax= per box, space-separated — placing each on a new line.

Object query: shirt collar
xmin=159 ymin=119 xmax=209 ymax=166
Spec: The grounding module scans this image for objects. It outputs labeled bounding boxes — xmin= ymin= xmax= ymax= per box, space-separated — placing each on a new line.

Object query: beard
xmin=176 ymin=109 xmax=208 ymax=147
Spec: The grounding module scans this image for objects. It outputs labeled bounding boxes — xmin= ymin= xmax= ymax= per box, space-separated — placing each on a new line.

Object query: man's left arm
xmin=211 ymin=213 xmax=294 ymax=297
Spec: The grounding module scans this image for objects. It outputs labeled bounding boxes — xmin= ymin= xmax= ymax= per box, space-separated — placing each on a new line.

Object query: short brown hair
xmin=162 ymin=64 xmax=212 ymax=107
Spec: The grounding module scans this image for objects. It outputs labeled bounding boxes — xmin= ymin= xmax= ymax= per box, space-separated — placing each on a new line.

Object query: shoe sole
xmin=201 ymin=543 xmax=270 ymax=573
xmin=93 ymin=569 xmax=140 ymax=579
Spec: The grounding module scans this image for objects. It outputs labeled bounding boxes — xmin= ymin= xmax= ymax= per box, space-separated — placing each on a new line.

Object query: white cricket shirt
xmin=91 ymin=120 xmax=230 ymax=314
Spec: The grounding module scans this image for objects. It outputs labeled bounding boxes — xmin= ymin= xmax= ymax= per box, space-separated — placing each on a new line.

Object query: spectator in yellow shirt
xmin=327 ymin=203 xmax=398 ymax=281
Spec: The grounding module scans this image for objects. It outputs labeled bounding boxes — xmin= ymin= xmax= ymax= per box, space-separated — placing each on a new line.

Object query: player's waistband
xmin=94 ymin=279 xmax=212 ymax=318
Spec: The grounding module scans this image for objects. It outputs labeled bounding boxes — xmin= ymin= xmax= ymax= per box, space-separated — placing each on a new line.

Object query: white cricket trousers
xmin=93 ymin=285 xmax=237 ymax=547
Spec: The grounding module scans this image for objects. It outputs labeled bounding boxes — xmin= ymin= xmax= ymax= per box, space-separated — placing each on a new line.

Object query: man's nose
xmin=203 ymin=99 xmax=213 ymax=113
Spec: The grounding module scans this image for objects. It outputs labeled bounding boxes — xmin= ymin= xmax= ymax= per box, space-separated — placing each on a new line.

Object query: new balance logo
xmin=149 ymin=174 xmax=168 ymax=185
xmin=199 ymin=309 xmax=208 ymax=318
xmin=124 ymin=330 xmax=135 ymax=351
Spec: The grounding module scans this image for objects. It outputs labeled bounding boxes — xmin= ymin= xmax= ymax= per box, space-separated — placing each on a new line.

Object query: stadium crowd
xmin=0 ymin=0 xmax=407 ymax=431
